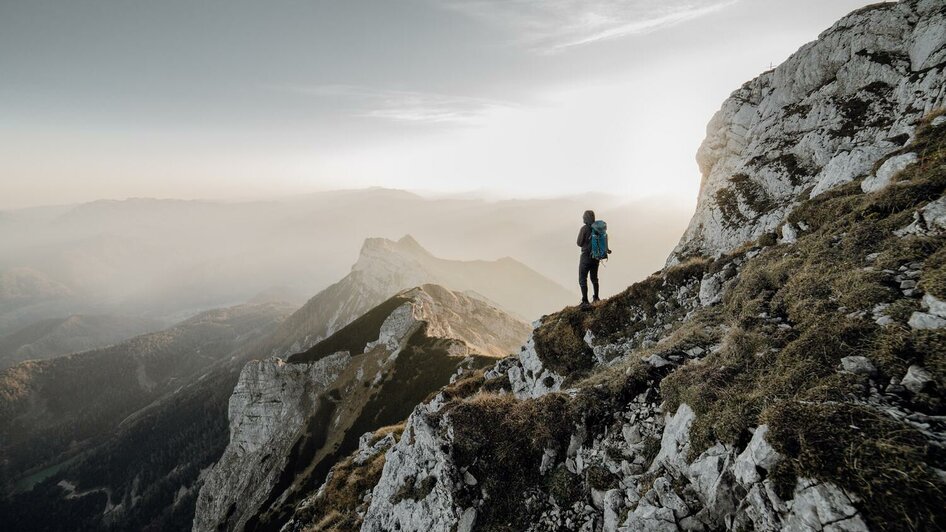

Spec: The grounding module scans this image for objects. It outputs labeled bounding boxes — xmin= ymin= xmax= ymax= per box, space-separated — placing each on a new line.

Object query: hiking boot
xmin=592 ymin=296 xmax=601 ymax=304
xmin=580 ymin=300 xmax=592 ymax=310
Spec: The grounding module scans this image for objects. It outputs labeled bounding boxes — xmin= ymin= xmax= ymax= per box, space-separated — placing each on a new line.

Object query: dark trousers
xmin=579 ymin=255 xmax=600 ymax=303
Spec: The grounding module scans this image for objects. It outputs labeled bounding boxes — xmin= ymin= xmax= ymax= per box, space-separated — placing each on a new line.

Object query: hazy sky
xmin=1 ymin=0 xmax=878 ymax=210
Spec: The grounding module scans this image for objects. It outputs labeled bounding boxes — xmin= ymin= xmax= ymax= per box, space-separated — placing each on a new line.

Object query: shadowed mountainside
xmin=0 ymin=314 xmax=164 ymax=370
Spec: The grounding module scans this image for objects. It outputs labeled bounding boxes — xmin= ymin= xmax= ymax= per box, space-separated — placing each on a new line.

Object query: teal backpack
xmin=590 ymin=220 xmax=609 ymax=260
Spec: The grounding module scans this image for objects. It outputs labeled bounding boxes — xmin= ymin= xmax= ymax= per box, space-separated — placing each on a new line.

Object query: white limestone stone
xmin=861 ymin=152 xmax=918 ymax=192
xmin=734 ymin=426 xmax=780 ymax=486
xmin=783 ymin=479 xmax=867 ymax=532
xmin=902 ymin=364 xmax=934 ymax=394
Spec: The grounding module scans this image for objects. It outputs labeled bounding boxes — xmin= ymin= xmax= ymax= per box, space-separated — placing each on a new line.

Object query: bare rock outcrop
xmin=671 ymin=0 xmax=946 ymax=263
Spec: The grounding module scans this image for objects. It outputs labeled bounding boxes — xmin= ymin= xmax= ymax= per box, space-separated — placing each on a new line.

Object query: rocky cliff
xmin=192 ymin=285 xmax=530 ymax=531
xmin=283 ymin=2 xmax=946 ymax=531
xmin=671 ymin=0 xmax=946 ymax=263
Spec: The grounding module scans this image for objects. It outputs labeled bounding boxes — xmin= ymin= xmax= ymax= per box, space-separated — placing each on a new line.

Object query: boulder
xmin=901 ymin=365 xmax=934 ymax=394
xmin=783 ymin=479 xmax=867 ymax=532
xmin=839 ymin=356 xmax=877 ymax=376
xmin=734 ymin=426 xmax=780 ymax=486
xmin=908 ymin=311 xmax=946 ymax=330
xmin=780 ymin=223 xmax=799 ymax=244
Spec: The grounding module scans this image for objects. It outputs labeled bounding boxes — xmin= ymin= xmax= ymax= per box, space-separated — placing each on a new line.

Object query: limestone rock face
xmin=360 ymin=376 xmax=866 ymax=532
xmin=671 ymin=0 xmax=946 ymax=263
xmin=505 ymin=329 xmax=565 ymax=399
xmin=191 ymin=355 xmax=350 ymax=532
xmin=360 ymin=397 xmax=465 ymax=532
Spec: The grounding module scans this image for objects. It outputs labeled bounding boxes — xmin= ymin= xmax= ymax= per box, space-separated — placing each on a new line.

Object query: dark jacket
xmin=577 ymin=210 xmax=595 ymax=257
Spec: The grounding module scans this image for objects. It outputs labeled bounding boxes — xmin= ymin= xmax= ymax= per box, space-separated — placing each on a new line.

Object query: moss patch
xmin=764 ymin=402 xmax=946 ymax=529
xmin=545 ymin=465 xmax=583 ymax=507
xmin=532 ymin=310 xmax=596 ymax=379
xmin=447 ymin=392 xmax=574 ymax=531
xmin=586 ymin=464 xmax=619 ymax=491
xmin=730 ymin=173 xmax=775 ymax=214
xmin=715 ymin=187 xmax=747 ymax=228
xmin=433 ymin=370 xmax=487 ymax=403
xmin=920 ymin=245 xmax=946 ymax=299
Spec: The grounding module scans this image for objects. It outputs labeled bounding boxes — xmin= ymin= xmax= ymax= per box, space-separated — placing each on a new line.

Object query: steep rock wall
xmin=191 ymin=356 xmax=350 ymax=532
xmin=671 ymin=0 xmax=946 ymax=263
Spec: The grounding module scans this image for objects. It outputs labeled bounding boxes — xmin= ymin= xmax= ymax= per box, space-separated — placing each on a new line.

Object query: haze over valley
xmin=0 ymin=190 xmax=689 ymax=336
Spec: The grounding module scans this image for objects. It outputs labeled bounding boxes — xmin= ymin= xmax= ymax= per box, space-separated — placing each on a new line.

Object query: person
xmin=577 ymin=209 xmax=601 ymax=309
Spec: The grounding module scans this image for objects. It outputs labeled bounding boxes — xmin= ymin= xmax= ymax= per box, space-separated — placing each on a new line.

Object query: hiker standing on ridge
xmin=577 ymin=210 xmax=610 ymax=310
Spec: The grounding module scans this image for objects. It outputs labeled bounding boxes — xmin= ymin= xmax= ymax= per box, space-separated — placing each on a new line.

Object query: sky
xmin=0 ymin=0 xmax=880 ymax=210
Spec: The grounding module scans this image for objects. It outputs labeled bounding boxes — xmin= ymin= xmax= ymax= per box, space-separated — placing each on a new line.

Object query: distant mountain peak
xmin=352 ymin=236 xmax=437 ymax=278
xmin=358 ymin=235 xmax=431 ymax=259
xmin=395 ymin=234 xmax=427 ymax=252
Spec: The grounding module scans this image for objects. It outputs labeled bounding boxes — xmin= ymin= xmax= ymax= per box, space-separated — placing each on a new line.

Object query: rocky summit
xmin=263 ymin=2 xmax=945 ymax=531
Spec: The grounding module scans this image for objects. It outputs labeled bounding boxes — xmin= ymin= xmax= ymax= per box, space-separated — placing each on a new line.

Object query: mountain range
xmin=262 ymin=235 xmax=572 ymax=358
xmin=0 ymin=237 xmax=549 ymax=531
xmin=0 ymin=190 xmax=689 ymax=338
xmin=193 ymin=284 xmax=529 ymax=531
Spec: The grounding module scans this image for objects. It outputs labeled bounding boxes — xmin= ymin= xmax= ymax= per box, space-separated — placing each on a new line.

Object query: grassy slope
xmin=664 ymin=111 xmax=946 ymax=528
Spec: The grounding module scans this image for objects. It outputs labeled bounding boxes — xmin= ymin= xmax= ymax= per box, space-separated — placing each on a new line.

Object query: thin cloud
xmin=434 ymin=0 xmax=739 ymax=52
xmin=269 ymin=84 xmax=514 ymax=126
